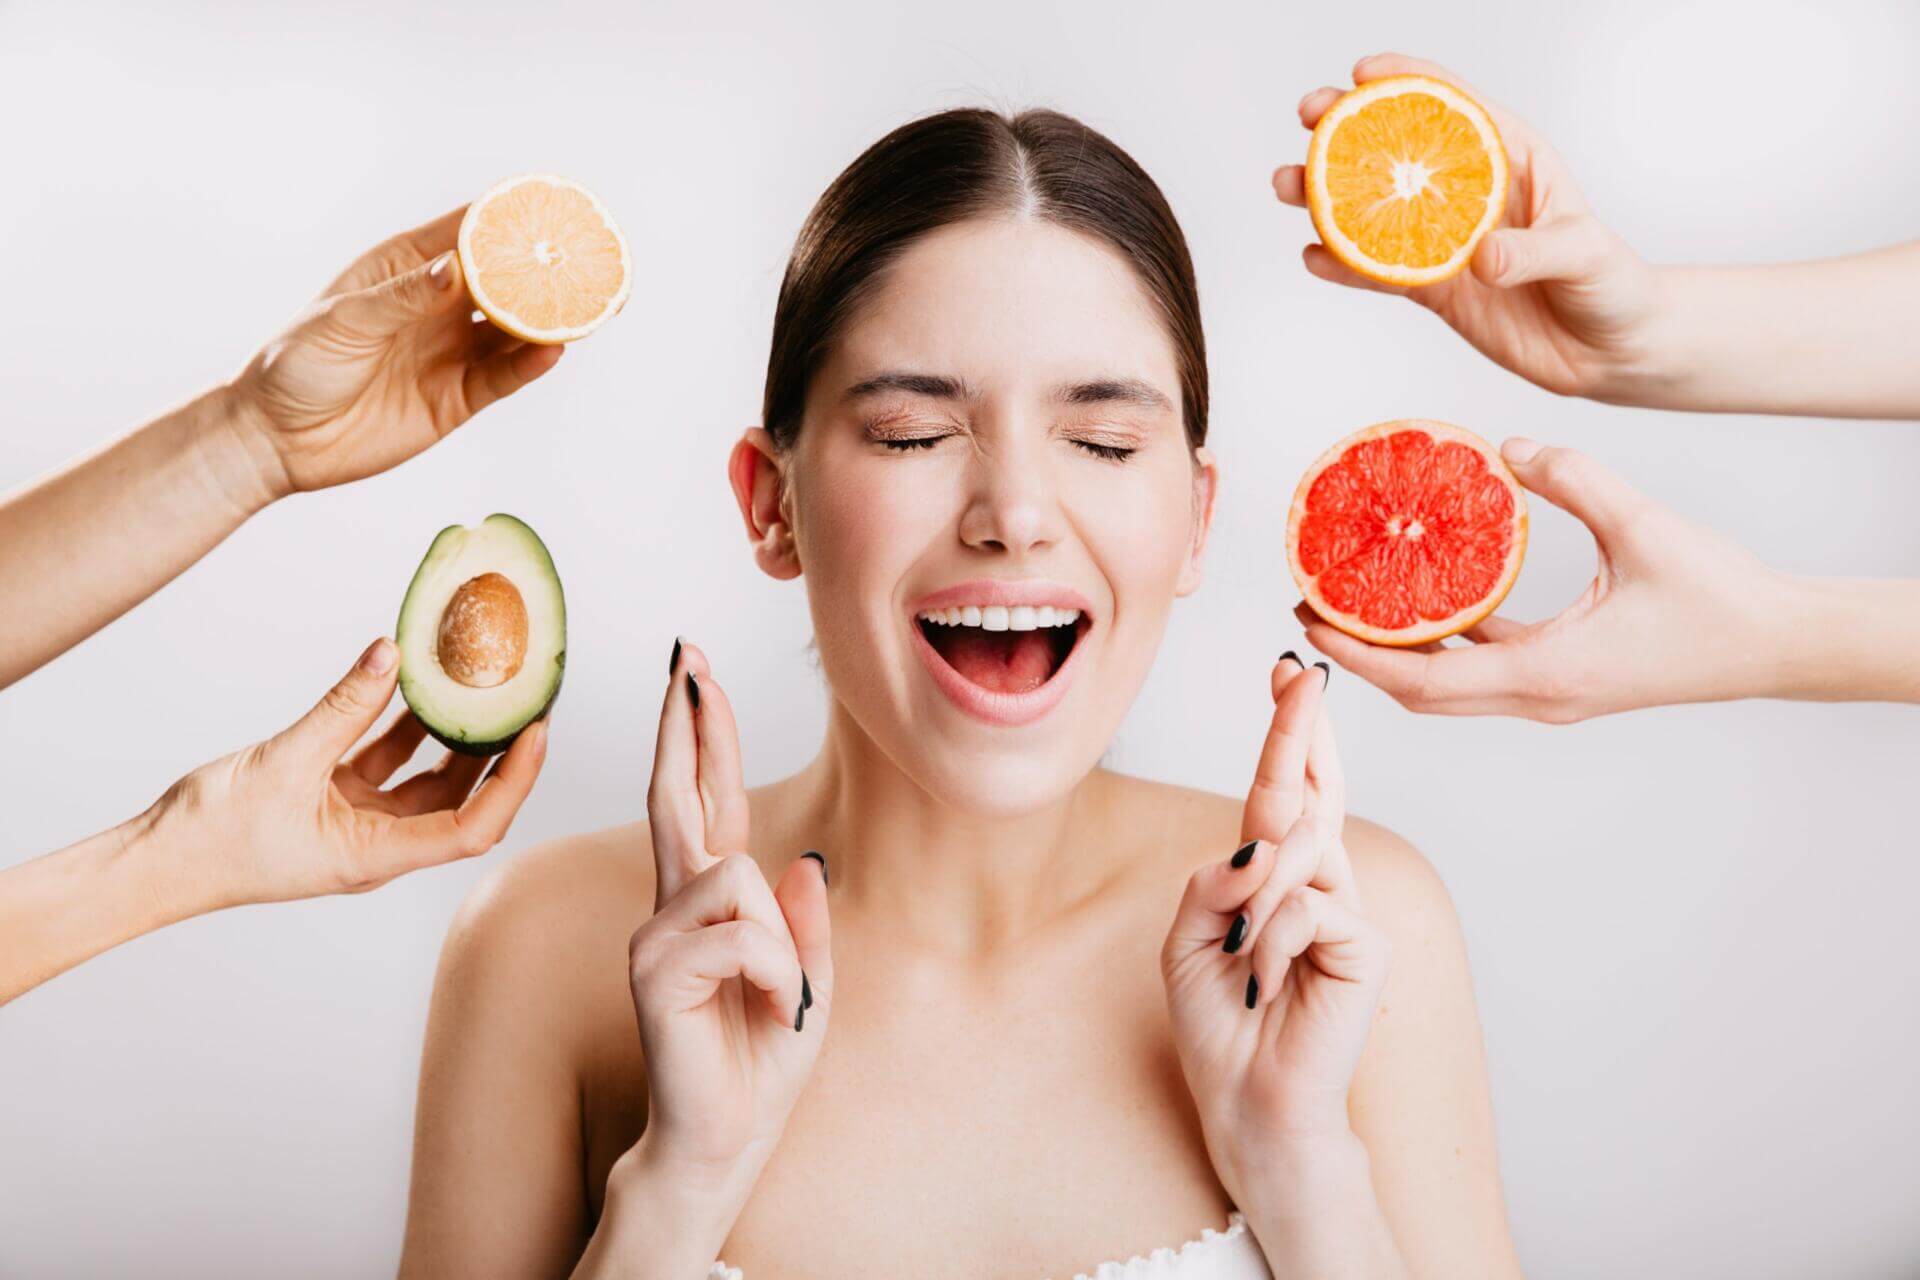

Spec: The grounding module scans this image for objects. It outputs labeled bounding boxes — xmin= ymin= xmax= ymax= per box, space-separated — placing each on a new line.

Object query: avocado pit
xmin=437 ymin=571 xmax=528 ymax=688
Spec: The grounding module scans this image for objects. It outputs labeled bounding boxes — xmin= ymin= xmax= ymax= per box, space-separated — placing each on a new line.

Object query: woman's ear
xmin=1174 ymin=445 xmax=1219 ymax=597
xmin=729 ymin=428 xmax=801 ymax=580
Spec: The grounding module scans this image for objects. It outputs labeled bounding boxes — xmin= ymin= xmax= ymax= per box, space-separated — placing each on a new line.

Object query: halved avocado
xmin=395 ymin=514 xmax=565 ymax=756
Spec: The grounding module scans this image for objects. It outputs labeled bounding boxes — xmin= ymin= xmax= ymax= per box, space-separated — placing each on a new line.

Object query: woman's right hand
xmin=1273 ymin=52 xmax=1665 ymax=404
xmin=621 ymin=641 xmax=831 ymax=1197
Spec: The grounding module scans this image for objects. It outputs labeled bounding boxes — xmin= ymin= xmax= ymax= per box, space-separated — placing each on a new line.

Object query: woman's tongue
xmin=934 ymin=626 xmax=1057 ymax=695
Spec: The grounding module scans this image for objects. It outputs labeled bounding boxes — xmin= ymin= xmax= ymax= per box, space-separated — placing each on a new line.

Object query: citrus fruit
xmin=1288 ymin=420 xmax=1527 ymax=647
xmin=457 ymin=174 xmax=631 ymax=344
xmin=1305 ymin=75 xmax=1508 ymax=287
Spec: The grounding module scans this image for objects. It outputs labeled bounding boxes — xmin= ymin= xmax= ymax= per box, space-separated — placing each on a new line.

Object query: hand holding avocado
xmin=0 ymin=637 xmax=546 ymax=1004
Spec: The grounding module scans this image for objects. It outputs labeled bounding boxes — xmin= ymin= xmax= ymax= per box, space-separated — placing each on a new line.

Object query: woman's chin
xmin=907 ymin=742 xmax=1098 ymax=819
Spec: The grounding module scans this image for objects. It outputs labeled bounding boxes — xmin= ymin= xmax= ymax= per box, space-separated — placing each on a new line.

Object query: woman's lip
xmin=910 ymin=578 xmax=1095 ymax=617
xmin=909 ymin=613 xmax=1089 ymax=728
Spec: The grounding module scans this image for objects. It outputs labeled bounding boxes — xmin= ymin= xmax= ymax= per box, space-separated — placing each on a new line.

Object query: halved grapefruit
xmin=1287 ymin=420 xmax=1526 ymax=647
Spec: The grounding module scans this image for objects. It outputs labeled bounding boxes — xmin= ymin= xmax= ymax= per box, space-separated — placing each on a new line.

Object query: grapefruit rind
xmin=1286 ymin=420 xmax=1527 ymax=648
xmin=1304 ymin=75 xmax=1509 ymax=288
xmin=457 ymin=173 xmax=633 ymax=345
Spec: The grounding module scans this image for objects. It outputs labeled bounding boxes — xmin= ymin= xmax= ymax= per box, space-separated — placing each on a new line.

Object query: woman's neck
xmin=783 ymin=698 xmax=1121 ymax=955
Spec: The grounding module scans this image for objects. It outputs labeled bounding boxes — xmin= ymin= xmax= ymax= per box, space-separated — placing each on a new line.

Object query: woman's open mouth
xmin=908 ymin=585 xmax=1092 ymax=727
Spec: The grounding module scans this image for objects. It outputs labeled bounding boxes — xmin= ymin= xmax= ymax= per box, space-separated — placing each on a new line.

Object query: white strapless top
xmin=706 ymin=1212 xmax=1271 ymax=1279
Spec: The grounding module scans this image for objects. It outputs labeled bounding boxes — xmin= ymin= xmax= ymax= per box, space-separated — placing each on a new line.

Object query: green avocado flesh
xmin=396 ymin=514 xmax=565 ymax=756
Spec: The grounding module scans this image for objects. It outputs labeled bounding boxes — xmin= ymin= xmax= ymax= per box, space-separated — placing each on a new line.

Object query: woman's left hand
xmin=1161 ymin=657 xmax=1391 ymax=1201
xmin=225 ymin=206 xmax=565 ymax=501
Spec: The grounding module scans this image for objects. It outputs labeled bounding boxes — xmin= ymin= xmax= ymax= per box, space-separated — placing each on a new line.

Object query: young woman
xmin=400 ymin=109 xmax=1521 ymax=1278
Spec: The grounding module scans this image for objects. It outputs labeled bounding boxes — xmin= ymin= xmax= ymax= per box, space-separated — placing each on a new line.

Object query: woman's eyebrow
xmin=843 ymin=371 xmax=977 ymax=401
xmin=1057 ymin=378 xmax=1173 ymax=411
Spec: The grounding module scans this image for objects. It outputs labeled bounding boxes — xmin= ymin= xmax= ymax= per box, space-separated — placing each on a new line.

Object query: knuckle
xmin=717 ymin=852 xmax=759 ymax=891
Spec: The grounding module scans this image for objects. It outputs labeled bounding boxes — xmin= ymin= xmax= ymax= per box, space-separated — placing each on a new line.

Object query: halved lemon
xmin=457 ymin=174 xmax=631 ymax=344
xmin=1305 ymin=75 xmax=1508 ymax=287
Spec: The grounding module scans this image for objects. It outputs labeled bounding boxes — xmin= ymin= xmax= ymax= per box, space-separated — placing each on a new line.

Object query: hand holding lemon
xmin=228 ymin=175 xmax=630 ymax=502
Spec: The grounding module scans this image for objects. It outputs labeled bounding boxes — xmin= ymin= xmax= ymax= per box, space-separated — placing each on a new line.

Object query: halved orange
xmin=1305 ymin=75 xmax=1508 ymax=287
xmin=1288 ymin=420 xmax=1527 ymax=647
xmin=457 ymin=174 xmax=631 ymax=344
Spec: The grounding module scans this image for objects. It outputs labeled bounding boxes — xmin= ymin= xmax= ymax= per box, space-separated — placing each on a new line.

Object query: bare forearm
xmin=1237 ymin=1134 xmax=1409 ymax=1280
xmin=0 ymin=383 xmax=279 ymax=688
xmin=1611 ymin=244 xmax=1920 ymax=419
xmin=1770 ymin=575 xmax=1920 ymax=704
xmin=0 ymin=813 xmax=203 ymax=1005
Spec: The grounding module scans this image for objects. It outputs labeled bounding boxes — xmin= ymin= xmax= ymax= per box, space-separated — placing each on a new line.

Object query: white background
xmin=4 ymin=1 xmax=1918 ymax=1276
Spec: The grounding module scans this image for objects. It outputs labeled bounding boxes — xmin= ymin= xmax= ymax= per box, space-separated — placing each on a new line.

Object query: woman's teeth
xmin=915 ymin=605 xmax=1082 ymax=631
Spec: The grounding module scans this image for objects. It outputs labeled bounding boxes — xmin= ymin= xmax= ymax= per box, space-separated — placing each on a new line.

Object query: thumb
xmin=1499 ymin=439 xmax=1649 ymax=543
xmin=330 ymin=251 xmax=466 ymax=338
xmin=272 ymin=638 xmax=401 ymax=766
xmin=1471 ymin=219 xmax=1608 ymax=289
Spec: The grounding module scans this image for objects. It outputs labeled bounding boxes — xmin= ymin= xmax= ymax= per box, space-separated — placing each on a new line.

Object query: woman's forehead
xmin=824 ymin=217 xmax=1180 ymax=399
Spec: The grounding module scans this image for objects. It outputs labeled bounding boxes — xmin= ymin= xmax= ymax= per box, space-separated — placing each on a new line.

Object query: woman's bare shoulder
xmin=1096 ymin=771 xmax=1456 ymax=918
xmin=433 ymin=821 xmax=657 ymax=1040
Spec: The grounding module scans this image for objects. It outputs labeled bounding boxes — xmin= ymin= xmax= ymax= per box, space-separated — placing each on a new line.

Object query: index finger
xmin=320 ymin=205 xmax=469 ymax=300
xmin=1295 ymin=603 xmax=1532 ymax=717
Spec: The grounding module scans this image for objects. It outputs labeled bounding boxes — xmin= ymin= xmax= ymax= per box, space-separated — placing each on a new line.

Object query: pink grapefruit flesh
xmin=1287 ymin=420 xmax=1527 ymax=647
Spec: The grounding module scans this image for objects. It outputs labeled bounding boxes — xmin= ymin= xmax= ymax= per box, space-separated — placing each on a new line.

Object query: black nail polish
xmin=802 ymin=850 xmax=829 ymax=886
xmin=794 ymin=997 xmax=806 ymax=1033
xmin=1223 ymin=914 xmax=1248 ymax=954
xmin=1230 ymin=840 xmax=1257 ymax=869
xmin=801 ymin=970 xmax=813 ymax=1010
xmin=669 ymin=636 xmax=682 ymax=675
xmin=1313 ymin=661 xmax=1330 ymax=686
xmin=1245 ymin=973 xmax=1260 ymax=1010
xmin=687 ymin=670 xmax=700 ymax=709
xmin=1278 ymin=649 xmax=1300 ymax=667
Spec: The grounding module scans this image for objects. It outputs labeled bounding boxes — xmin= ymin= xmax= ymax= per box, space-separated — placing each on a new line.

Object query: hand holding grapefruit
xmin=1288 ymin=420 xmax=1527 ymax=647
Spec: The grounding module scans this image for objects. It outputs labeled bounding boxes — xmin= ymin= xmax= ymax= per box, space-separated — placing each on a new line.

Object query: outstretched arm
xmin=1275 ymin=53 xmax=1920 ymax=420
xmin=0 ymin=206 xmax=562 ymax=690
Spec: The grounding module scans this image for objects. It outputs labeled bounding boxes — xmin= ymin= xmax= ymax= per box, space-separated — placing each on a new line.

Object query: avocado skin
xmin=415 ymin=649 xmax=565 ymax=757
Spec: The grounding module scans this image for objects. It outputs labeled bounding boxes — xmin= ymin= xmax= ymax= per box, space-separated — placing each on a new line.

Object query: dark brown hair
xmin=761 ymin=108 xmax=1208 ymax=449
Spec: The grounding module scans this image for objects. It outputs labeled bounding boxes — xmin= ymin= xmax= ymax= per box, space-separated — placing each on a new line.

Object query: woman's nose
xmin=956 ymin=444 xmax=1062 ymax=557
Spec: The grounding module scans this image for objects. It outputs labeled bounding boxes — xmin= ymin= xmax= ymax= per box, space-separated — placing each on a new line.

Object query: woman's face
xmin=751 ymin=216 xmax=1216 ymax=816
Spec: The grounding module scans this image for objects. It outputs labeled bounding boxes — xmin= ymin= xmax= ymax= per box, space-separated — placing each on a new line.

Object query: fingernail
xmin=1314 ymin=661 xmax=1330 ymax=687
xmin=1223 ymin=914 xmax=1248 ymax=954
xmin=1245 ymin=973 xmax=1260 ymax=1010
xmin=1230 ymin=840 xmax=1258 ymax=869
xmin=668 ymin=636 xmax=682 ymax=675
xmin=687 ymin=670 xmax=700 ymax=710
xmin=360 ymin=637 xmax=397 ymax=675
xmin=801 ymin=969 xmax=813 ymax=1010
xmin=802 ymin=850 xmax=829 ymax=886
xmin=1501 ymin=437 xmax=1544 ymax=466
xmin=794 ymin=996 xmax=806 ymax=1033
xmin=1278 ymin=650 xmax=1300 ymax=668
xmin=428 ymin=252 xmax=454 ymax=289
